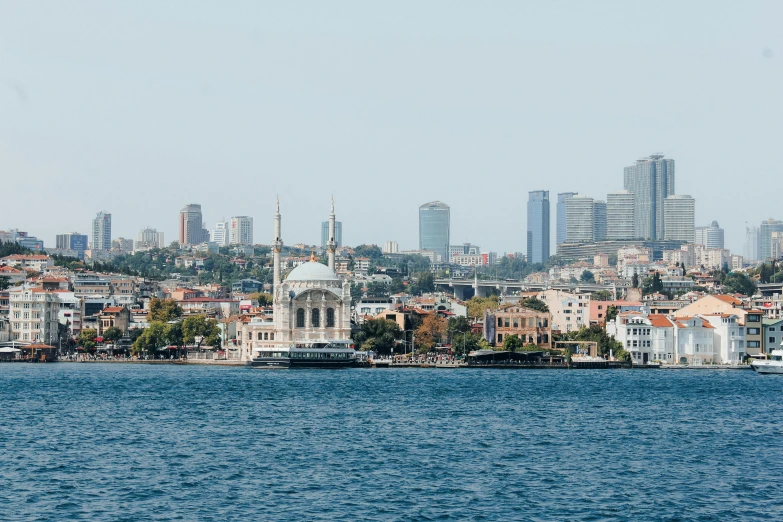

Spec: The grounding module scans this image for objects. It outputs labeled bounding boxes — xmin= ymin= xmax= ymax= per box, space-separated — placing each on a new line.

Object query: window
xmin=770 ymin=327 xmax=777 ymax=332
xmin=296 ymin=308 xmax=305 ymax=328
xmin=498 ymin=318 xmax=502 ymax=327
xmin=748 ymin=328 xmax=760 ymax=335
xmin=748 ymin=341 xmax=759 ymax=348
xmin=312 ymin=308 xmax=320 ymax=328
xmin=264 ymin=332 xmax=269 ymax=340
xmin=498 ymin=334 xmax=503 ymax=343
xmin=770 ymin=337 xmax=775 ymax=344
xmin=327 ymin=308 xmax=335 ymax=327
xmin=513 ymin=318 xmax=518 ymax=328
xmin=270 ymin=333 xmax=274 ymax=340
xmin=257 ymin=332 xmax=263 ymax=340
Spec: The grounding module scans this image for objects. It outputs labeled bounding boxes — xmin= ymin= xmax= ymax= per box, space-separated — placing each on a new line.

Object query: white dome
xmin=285 ymin=261 xmax=339 ymax=282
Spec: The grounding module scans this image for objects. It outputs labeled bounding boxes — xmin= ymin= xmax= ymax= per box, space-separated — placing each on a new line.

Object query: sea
xmin=2 ymin=364 xmax=783 ymax=521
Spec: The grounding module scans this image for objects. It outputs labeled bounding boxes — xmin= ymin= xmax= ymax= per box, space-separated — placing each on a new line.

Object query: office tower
xmin=229 ymin=216 xmax=254 ymax=246
xmin=212 ymin=221 xmax=229 ymax=247
xmin=623 ymin=153 xmax=675 ymax=239
xmin=694 ymin=221 xmax=725 ymax=249
xmin=179 ymin=204 xmax=209 ymax=245
xmin=565 ymin=196 xmax=595 ymax=243
xmin=593 ymin=200 xmax=607 ymax=242
xmin=135 ymin=228 xmax=164 ymax=250
xmin=760 ymin=218 xmax=783 ymax=260
xmin=526 ymin=191 xmax=550 ymax=264
xmin=56 ymin=232 xmax=88 ymax=259
xmin=383 ymin=241 xmax=399 ymax=254
xmin=419 ymin=201 xmax=450 ymax=262
xmin=744 ymin=226 xmax=760 ymax=262
xmin=557 ymin=192 xmax=578 ymax=245
xmin=663 ymin=195 xmax=695 ymax=242
xmin=92 ymin=211 xmax=112 ymax=251
xmin=321 ymin=221 xmax=343 ymax=248
xmin=606 ymin=190 xmax=635 ymax=240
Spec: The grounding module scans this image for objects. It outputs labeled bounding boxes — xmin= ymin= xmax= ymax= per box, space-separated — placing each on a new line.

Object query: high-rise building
xmin=744 ymin=226 xmax=760 ymax=262
xmin=556 ymin=192 xmax=578 ymax=246
xmin=606 ymin=190 xmax=635 ymax=240
xmin=383 ymin=241 xmax=399 ymax=254
xmin=179 ymin=204 xmax=209 ymax=246
xmin=321 ymin=221 xmax=343 ymax=249
xmin=419 ymin=201 xmax=450 ymax=262
xmin=229 ymin=216 xmax=254 ymax=246
xmin=135 ymin=228 xmax=165 ymax=250
xmin=565 ymin=196 xmax=595 ymax=244
xmin=760 ymin=218 xmax=783 ymax=261
xmin=623 ymin=154 xmax=675 ymax=239
xmin=212 ymin=221 xmax=229 ymax=247
xmin=111 ymin=238 xmax=134 ymax=253
xmin=56 ymin=232 xmax=88 ymax=259
xmin=663 ymin=195 xmax=695 ymax=243
xmin=92 ymin=211 xmax=112 ymax=251
xmin=593 ymin=200 xmax=607 ymax=242
xmin=526 ymin=191 xmax=550 ymax=264
xmin=694 ymin=221 xmax=725 ymax=249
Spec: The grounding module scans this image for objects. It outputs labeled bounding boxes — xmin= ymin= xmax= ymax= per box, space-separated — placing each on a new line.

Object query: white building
xmin=606 ymin=190 xmax=635 ymax=240
xmin=694 ymin=221 xmax=724 ymax=249
xmin=565 ymin=195 xmax=595 ymax=243
xmin=537 ymin=289 xmax=591 ymax=333
xmin=383 ymin=241 xmax=399 ymax=254
xmin=8 ymin=288 xmax=61 ymax=344
xmin=135 ymin=228 xmax=165 ymax=250
xmin=672 ymin=316 xmax=715 ymax=365
xmin=701 ymin=313 xmax=746 ymax=364
xmin=663 ymin=195 xmax=695 ymax=243
xmin=607 ymin=312 xmax=675 ymax=364
xmin=212 ymin=221 xmax=229 ymax=247
xmin=92 ymin=211 xmax=112 ymax=251
xmin=0 ymin=254 xmax=54 ymax=272
xmin=229 ymin=216 xmax=254 ymax=246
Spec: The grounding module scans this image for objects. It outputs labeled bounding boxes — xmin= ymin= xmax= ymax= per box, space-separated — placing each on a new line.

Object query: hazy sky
xmin=2 ymin=1 xmax=782 ymax=254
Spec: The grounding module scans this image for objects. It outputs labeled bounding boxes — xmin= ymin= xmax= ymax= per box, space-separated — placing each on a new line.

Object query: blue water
xmin=2 ymin=365 xmax=783 ymax=521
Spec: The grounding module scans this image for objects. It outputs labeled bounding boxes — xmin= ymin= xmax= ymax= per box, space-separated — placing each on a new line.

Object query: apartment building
xmin=8 ymin=288 xmax=61 ymax=344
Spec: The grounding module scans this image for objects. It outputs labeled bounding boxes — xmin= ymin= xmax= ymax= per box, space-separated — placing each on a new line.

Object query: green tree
xmin=352 ymin=318 xmax=402 ymax=354
xmin=451 ymin=332 xmax=486 ymax=356
xmin=632 ymin=273 xmax=640 ymax=289
xmin=561 ymin=325 xmax=624 ymax=359
xmin=521 ymin=297 xmax=549 ymax=313
xmin=132 ymin=322 xmax=167 ymax=355
xmin=580 ymin=270 xmax=596 ymax=283
xmin=102 ymin=326 xmax=123 ymax=343
xmin=182 ymin=316 xmax=221 ymax=348
xmin=165 ymin=321 xmax=184 ymax=348
xmin=414 ymin=314 xmax=447 ymax=353
xmin=447 ymin=316 xmax=471 ymax=342
xmin=248 ymin=292 xmax=274 ymax=306
xmin=77 ymin=328 xmax=98 ymax=352
xmin=503 ymin=334 xmax=523 ymax=352
xmin=466 ymin=295 xmax=500 ymax=320
xmin=723 ymin=272 xmax=757 ymax=296
xmin=409 ymin=272 xmax=435 ymax=296
xmin=353 ymin=244 xmax=384 ymax=260
xmin=591 ymin=290 xmax=612 ymax=301
xmin=148 ymin=298 xmax=183 ymax=322
xmin=605 ymin=305 xmax=619 ymax=324
xmin=0 ymin=276 xmax=11 ymax=290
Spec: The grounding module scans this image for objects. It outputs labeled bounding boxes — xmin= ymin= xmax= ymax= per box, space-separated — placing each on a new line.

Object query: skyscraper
xmin=565 ymin=196 xmax=595 ymax=244
xmin=56 ymin=232 xmax=88 ymax=259
xmin=694 ymin=221 xmax=725 ymax=249
xmin=526 ymin=191 xmax=550 ymax=264
xmin=663 ymin=195 xmax=695 ymax=243
xmin=556 ymin=192 xmax=578 ymax=246
xmin=744 ymin=226 xmax=760 ymax=262
xmin=321 ymin=221 xmax=343 ymax=248
xmin=592 ymin=200 xmax=607 ymax=242
xmin=212 ymin=221 xmax=229 ymax=247
xmin=229 ymin=216 xmax=254 ymax=245
xmin=623 ymin=154 xmax=675 ymax=239
xmin=135 ymin=228 xmax=165 ymax=250
xmin=606 ymin=190 xmax=635 ymax=240
xmin=419 ymin=201 xmax=450 ymax=262
xmin=760 ymin=218 xmax=783 ymax=260
xmin=92 ymin=211 xmax=112 ymax=251
xmin=179 ymin=204 xmax=209 ymax=245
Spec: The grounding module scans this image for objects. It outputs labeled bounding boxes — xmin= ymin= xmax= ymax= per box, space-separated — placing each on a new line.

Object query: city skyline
xmin=2 ymin=3 xmax=783 ymax=254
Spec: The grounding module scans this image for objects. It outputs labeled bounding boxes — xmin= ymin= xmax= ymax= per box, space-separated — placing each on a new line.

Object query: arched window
xmin=327 ymin=308 xmax=335 ymax=327
xmin=263 ymin=332 xmax=268 ymax=340
xmin=498 ymin=318 xmax=502 ymax=327
xmin=296 ymin=308 xmax=305 ymax=328
xmin=257 ymin=332 xmax=263 ymax=340
xmin=312 ymin=308 xmax=320 ymax=328
xmin=270 ymin=333 xmax=275 ymax=340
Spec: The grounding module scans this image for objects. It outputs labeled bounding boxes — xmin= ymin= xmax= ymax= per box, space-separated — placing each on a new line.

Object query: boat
xmin=250 ymin=339 xmax=357 ymax=368
xmin=751 ymin=350 xmax=783 ymax=374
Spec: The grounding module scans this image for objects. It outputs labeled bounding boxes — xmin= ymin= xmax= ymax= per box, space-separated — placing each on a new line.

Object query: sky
xmin=1 ymin=1 xmax=782 ymax=255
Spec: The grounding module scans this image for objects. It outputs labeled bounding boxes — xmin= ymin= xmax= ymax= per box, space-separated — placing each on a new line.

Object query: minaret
xmin=327 ymin=196 xmax=337 ymax=271
xmin=273 ymin=197 xmax=283 ymax=288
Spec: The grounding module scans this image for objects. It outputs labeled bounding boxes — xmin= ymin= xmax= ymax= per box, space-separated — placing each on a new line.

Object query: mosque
xmin=237 ymin=199 xmax=352 ymax=362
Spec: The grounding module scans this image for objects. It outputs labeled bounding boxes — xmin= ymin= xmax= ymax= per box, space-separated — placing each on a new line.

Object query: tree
xmin=77 ymin=328 xmax=98 ymax=352
xmin=723 ymin=272 xmax=757 ymax=297
xmin=605 ymin=305 xmax=619 ymax=324
xmin=353 ymin=244 xmax=383 ymax=260
xmin=182 ymin=316 xmax=221 ymax=348
xmin=414 ymin=314 xmax=447 ymax=353
xmin=632 ymin=273 xmax=640 ymax=289
xmin=0 ymin=276 xmax=11 ymax=291
xmin=248 ymin=292 xmax=274 ymax=306
xmin=451 ymin=332 xmax=487 ymax=356
xmin=503 ymin=334 xmax=523 ymax=352
xmin=165 ymin=321 xmax=184 ymax=348
xmin=352 ymin=318 xmax=402 ymax=354
xmin=132 ymin=322 xmax=167 ymax=355
xmin=447 ymin=316 xmax=471 ymax=342
xmin=521 ymin=297 xmax=549 ymax=313
xmin=591 ymin=290 xmax=612 ymax=301
xmin=408 ymin=272 xmax=435 ymax=296
xmin=580 ymin=270 xmax=596 ymax=283
xmin=103 ymin=327 xmax=123 ymax=343
xmin=466 ymin=296 xmax=500 ymax=320
xmin=148 ymin=298 xmax=182 ymax=322
xmin=561 ymin=325 xmax=623 ymax=359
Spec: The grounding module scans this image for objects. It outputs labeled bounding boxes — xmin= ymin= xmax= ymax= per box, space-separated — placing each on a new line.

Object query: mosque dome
xmin=285 ymin=261 xmax=339 ymax=282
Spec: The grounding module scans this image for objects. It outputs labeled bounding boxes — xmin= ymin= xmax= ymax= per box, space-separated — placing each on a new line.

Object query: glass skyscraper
xmin=556 ymin=192 xmax=578 ymax=246
xmin=527 ymin=190 xmax=550 ymax=264
xmin=760 ymin=218 xmax=783 ymax=261
xmin=419 ymin=201 xmax=450 ymax=262
xmin=321 ymin=221 xmax=342 ymax=248
xmin=623 ymin=154 xmax=675 ymax=240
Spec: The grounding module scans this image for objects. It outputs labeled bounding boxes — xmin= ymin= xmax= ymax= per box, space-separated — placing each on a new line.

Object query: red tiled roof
xmin=648 ymin=315 xmax=674 ymax=328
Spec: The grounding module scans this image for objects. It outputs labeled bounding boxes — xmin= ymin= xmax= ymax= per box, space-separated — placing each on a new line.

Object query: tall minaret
xmin=327 ymin=196 xmax=337 ymax=271
xmin=273 ymin=197 xmax=283 ymax=288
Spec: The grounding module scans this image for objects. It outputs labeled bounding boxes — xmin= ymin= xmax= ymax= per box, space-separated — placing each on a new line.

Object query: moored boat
xmin=751 ymin=350 xmax=783 ymax=374
xmin=250 ymin=339 xmax=356 ymax=368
